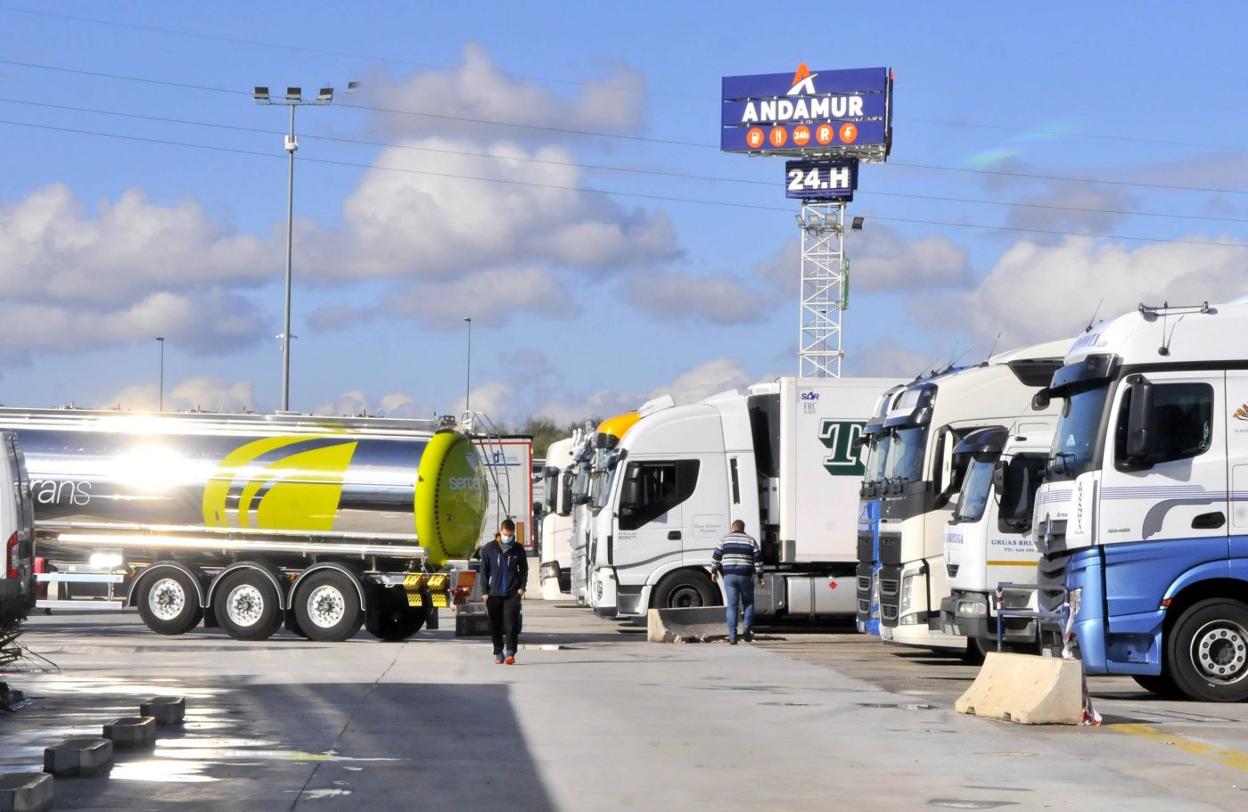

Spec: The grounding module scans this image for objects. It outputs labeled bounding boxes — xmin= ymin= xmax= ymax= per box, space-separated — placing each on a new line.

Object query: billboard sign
xmin=785 ymin=159 xmax=858 ymax=201
xmin=721 ymin=65 xmax=892 ymax=161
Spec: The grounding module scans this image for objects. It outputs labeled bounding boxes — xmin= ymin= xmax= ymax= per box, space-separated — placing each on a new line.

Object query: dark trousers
xmin=487 ymin=592 xmax=523 ymax=656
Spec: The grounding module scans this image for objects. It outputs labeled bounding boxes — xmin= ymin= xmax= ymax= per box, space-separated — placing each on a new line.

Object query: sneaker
xmin=743 ymin=631 xmax=755 ymax=643
xmin=505 ymin=655 xmax=516 ymax=665
xmin=728 ymin=637 xmax=738 ymax=645
xmin=494 ymin=655 xmax=504 ymax=664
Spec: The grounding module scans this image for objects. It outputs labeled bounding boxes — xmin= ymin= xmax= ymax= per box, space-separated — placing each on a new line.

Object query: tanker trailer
xmin=0 ymin=408 xmax=488 ymax=642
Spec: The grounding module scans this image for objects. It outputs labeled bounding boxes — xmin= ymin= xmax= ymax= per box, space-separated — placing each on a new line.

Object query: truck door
xmin=613 ymin=460 xmax=699 ymax=589
xmin=1098 ymin=371 xmax=1228 ymax=620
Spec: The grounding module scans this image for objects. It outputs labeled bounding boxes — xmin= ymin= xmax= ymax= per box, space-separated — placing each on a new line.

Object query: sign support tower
xmin=798 ymin=201 xmax=848 ymax=377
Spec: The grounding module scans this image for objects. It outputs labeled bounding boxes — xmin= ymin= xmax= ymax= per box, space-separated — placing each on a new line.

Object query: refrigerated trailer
xmin=539 ymin=434 xmax=579 ymax=599
xmin=0 ymin=408 xmax=488 ymax=642
xmin=594 ymin=376 xmax=902 ymax=619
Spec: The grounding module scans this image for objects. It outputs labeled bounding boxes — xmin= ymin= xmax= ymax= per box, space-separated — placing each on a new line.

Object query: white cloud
xmin=387 ymin=265 xmax=573 ymax=327
xmin=314 ymin=390 xmax=434 ymax=418
xmin=362 ymin=43 xmax=646 ymax=143
xmin=755 ymin=226 xmax=972 ymax=297
xmin=923 ymin=236 xmax=1248 ymax=349
xmin=845 ymin=339 xmax=937 ymax=378
xmin=1002 ymin=183 xmax=1138 ymax=235
xmin=0 ymin=183 xmax=275 ymax=305
xmin=101 ymin=376 xmax=255 ymax=412
xmin=622 ymin=270 xmax=769 ymax=325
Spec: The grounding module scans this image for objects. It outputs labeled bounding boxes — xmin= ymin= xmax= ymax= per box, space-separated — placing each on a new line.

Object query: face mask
xmin=501 ymin=534 xmax=514 ymax=545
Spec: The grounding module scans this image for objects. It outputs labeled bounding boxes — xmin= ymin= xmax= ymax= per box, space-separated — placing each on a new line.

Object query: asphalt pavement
xmin=1 ymin=603 xmax=1247 ymax=810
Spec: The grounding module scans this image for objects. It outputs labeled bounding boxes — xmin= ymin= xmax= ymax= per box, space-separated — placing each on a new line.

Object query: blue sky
xmin=1 ymin=2 xmax=1246 ymax=423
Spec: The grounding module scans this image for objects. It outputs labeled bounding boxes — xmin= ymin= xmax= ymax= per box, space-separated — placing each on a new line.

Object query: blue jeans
xmin=723 ymin=574 xmax=755 ymax=640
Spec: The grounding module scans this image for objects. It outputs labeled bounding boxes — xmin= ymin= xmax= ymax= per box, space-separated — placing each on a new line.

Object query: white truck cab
xmin=939 ymin=421 xmax=1053 ymax=653
xmin=539 ymin=435 xmax=578 ymax=600
xmin=875 ymin=341 xmax=1067 ymax=650
xmin=595 ymin=377 xmax=901 ymax=619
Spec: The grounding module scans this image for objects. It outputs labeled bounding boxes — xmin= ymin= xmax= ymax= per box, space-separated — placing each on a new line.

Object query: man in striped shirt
xmin=711 ymin=520 xmax=764 ymax=644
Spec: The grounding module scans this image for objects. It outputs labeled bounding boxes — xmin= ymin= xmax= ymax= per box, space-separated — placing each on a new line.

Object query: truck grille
xmin=856 ymin=562 xmax=873 ymax=594
xmin=1037 ymin=552 xmax=1072 ymax=654
xmin=881 ymin=604 xmax=898 ymax=622
xmin=878 ymin=533 xmax=902 ymax=565
xmin=857 ymin=599 xmax=870 ymax=614
xmin=946 ymin=563 xmax=959 ymax=578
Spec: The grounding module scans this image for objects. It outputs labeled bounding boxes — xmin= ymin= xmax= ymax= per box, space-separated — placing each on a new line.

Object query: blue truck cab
xmin=1034 ymin=301 xmax=1248 ymax=701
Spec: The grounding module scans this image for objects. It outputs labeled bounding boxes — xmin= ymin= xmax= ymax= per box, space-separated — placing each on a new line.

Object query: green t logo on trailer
xmin=819 ymin=420 xmax=865 ymax=477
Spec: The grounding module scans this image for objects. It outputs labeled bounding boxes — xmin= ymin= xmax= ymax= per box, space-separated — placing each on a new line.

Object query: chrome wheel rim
xmin=226 ymin=584 xmax=265 ymax=628
xmin=148 ymin=578 xmax=186 ymax=621
xmin=1191 ymin=619 xmax=1248 ymax=684
xmin=306 ymin=585 xmax=346 ymax=629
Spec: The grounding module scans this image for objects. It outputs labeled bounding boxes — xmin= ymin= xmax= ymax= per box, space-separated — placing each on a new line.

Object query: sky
xmin=1 ymin=2 xmax=1246 ymax=426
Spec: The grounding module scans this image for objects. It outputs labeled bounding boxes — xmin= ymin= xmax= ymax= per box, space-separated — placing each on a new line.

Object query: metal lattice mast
xmin=798 ymin=201 xmax=847 ymax=377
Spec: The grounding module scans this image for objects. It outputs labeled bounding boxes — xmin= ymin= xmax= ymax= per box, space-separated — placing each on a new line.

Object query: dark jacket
xmin=479 ymin=540 xmax=528 ymax=598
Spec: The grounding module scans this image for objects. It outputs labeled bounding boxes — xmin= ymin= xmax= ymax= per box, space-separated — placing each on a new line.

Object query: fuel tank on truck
xmin=0 ymin=409 xmax=488 ymax=567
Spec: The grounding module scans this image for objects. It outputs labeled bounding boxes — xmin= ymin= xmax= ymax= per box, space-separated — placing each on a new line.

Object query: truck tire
xmin=136 ymin=569 xmax=203 ymax=636
xmin=283 ymin=610 xmax=309 ymax=639
xmin=293 ymin=570 xmax=364 ymax=642
xmin=1167 ymin=598 xmax=1248 ymax=702
xmin=365 ymin=589 xmax=429 ymax=641
xmin=1132 ymin=673 xmax=1181 ymax=698
xmin=652 ymin=571 xmax=719 ymax=609
xmin=213 ymin=569 xmax=284 ymax=641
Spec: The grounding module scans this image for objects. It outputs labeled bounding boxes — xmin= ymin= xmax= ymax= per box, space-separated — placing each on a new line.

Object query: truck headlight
xmin=540 ymin=561 xmax=560 ymax=579
xmin=899 ymin=613 xmax=922 ymax=625
xmin=1068 ymin=587 xmax=1082 ymax=617
xmin=595 ymin=581 xmax=603 ymax=600
xmin=957 ymin=597 xmax=988 ymax=618
xmin=900 ymin=574 xmax=915 ymax=613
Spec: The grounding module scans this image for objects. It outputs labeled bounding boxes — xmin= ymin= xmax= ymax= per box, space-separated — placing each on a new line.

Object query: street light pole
xmin=281 ymin=102 xmax=296 ymax=413
xmin=155 ymin=337 xmax=165 ymax=411
xmin=464 ymin=317 xmax=472 ymax=414
xmin=253 ymin=82 xmax=358 ymax=412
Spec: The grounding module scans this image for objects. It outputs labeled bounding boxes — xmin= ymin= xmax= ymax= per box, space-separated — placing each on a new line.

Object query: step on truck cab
xmin=939 ymin=421 xmax=1053 ymax=653
xmin=856 ymin=385 xmax=904 ymax=635
xmin=539 ymin=434 xmax=579 ymax=600
xmin=596 ymin=376 xmax=902 ymax=619
xmin=875 ymin=341 xmax=1066 ymax=650
xmin=1033 ymin=302 xmax=1248 ymax=701
xmin=0 ymin=432 xmax=36 ymax=624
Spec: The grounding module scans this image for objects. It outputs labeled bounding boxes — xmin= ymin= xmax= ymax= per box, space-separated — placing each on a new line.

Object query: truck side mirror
xmin=620 ymin=476 xmax=641 ymax=511
xmin=1123 ymin=377 xmax=1155 ymax=469
xmin=996 ymin=457 xmax=1038 ymax=532
xmin=991 ymin=459 xmax=1006 ymax=495
xmin=1031 ymin=388 xmax=1051 ymax=411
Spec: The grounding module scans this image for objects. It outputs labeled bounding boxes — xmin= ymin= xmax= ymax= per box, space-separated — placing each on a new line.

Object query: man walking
xmin=479 ymin=518 xmax=527 ymax=665
xmin=711 ymin=520 xmax=764 ymax=644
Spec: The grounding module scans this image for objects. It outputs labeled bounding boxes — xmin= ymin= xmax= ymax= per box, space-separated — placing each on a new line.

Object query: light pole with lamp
xmin=155 ymin=336 xmax=165 ymax=411
xmin=253 ymin=81 xmax=358 ymax=412
xmin=463 ymin=317 xmax=472 ymax=415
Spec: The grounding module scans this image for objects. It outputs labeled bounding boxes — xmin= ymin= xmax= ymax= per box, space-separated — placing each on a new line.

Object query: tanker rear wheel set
xmin=293 ymin=570 xmax=365 ymax=642
xmin=365 ymin=586 xmax=430 ymax=642
xmin=135 ymin=568 xmax=203 ymax=636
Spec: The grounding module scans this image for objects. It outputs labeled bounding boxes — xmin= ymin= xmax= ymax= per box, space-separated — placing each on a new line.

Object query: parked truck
xmin=1033 ymin=301 xmax=1248 ymax=701
xmin=0 ymin=408 xmax=488 ymax=642
xmin=855 ymin=385 xmax=904 ymax=635
xmin=938 ymin=420 xmax=1053 ymax=654
xmin=539 ymin=434 xmax=579 ymax=599
xmin=0 ymin=432 xmax=36 ymax=626
xmin=868 ymin=341 xmax=1066 ymax=652
xmin=590 ymin=376 xmax=902 ymax=620
xmin=570 ymin=412 xmax=637 ymax=608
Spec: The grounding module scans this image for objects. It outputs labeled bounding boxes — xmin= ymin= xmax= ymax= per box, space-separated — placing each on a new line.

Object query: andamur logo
xmin=819 ymin=420 xmax=866 ymax=477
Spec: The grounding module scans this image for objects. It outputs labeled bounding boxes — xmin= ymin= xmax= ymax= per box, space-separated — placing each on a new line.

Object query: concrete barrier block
xmin=0 ymin=772 xmax=53 ymax=812
xmin=647 ymin=607 xmax=727 ymax=643
xmin=140 ymin=696 xmax=185 ymax=726
xmin=103 ymin=716 xmax=156 ymax=750
xmin=955 ymin=652 xmax=1083 ymax=725
xmin=43 ymin=737 xmax=113 ymax=777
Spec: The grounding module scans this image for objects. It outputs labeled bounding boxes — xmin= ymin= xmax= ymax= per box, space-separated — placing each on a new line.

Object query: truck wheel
xmin=653 ymin=571 xmax=719 ymax=609
xmin=283 ymin=610 xmax=309 ymax=639
xmin=294 ymin=571 xmax=364 ymax=642
xmin=1132 ymin=673 xmax=1181 ymax=698
xmin=213 ymin=569 xmax=284 ymax=641
xmin=136 ymin=569 xmax=203 ymax=636
xmin=366 ymin=590 xmax=429 ymax=641
xmin=1167 ymin=599 xmax=1248 ymax=702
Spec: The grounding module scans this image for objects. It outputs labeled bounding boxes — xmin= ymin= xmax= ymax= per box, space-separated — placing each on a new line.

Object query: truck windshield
xmin=863 ymin=434 xmax=891 ymax=484
xmin=886 ymin=426 xmax=928 ymax=483
xmin=593 ymin=466 xmax=616 ymax=513
xmin=1050 ymin=383 xmax=1111 ymax=478
xmin=953 ymin=457 xmax=996 ymax=523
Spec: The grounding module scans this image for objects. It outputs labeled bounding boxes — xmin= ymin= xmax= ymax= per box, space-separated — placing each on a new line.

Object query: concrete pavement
xmin=0 ymin=604 xmax=1245 ymax=810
